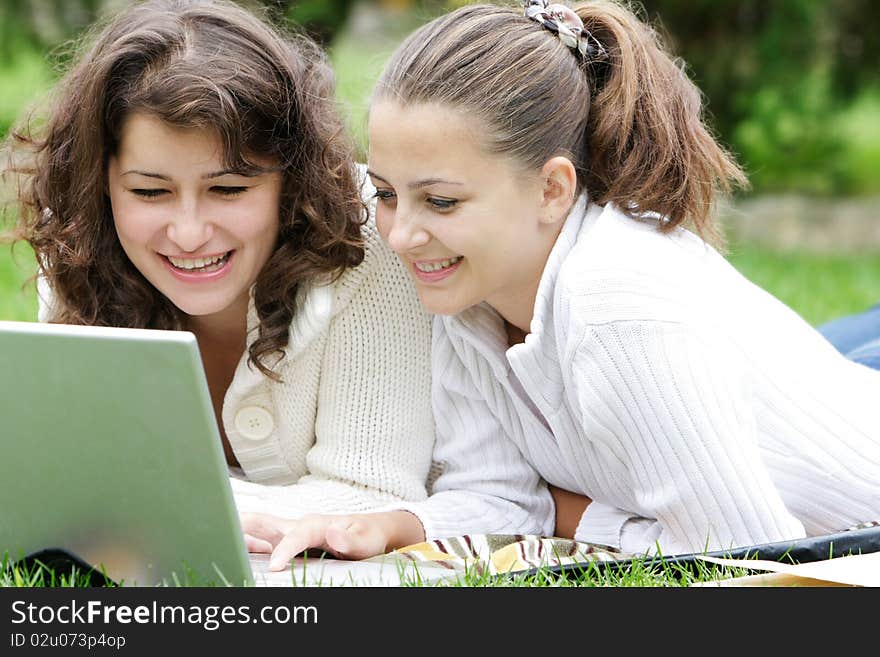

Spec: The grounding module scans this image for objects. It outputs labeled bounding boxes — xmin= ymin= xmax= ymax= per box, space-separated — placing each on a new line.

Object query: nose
xmin=383 ymin=206 xmax=430 ymax=254
xmin=165 ymin=200 xmax=213 ymax=253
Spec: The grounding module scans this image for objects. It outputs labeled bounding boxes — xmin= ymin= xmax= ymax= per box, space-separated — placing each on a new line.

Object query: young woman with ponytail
xmin=244 ymin=0 xmax=880 ymax=570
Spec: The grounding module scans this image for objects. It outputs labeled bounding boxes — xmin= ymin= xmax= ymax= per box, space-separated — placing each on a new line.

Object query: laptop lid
xmin=0 ymin=320 xmax=253 ymax=586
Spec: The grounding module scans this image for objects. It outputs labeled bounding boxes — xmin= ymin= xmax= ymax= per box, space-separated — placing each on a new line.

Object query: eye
xmin=372 ymin=189 xmax=397 ymax=204
xmin=427 ymin=196 xmax=457 ymax=211
xmin=130 ymin=188 xmax=168 ymax=198
xmin=211 ymin=186 xmax=248 ymax=197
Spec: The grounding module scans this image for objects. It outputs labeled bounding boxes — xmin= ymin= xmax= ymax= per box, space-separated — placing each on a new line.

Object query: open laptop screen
xmin=0 ymin=320 xmax=253 ymax=586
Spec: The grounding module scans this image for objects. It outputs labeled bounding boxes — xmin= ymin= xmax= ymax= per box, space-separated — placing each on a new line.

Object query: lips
xmin=414 ymin=256 xmax=462 ymax=273
xmin=160 ymin=250 xmax=235 ymax=282
xmin=165 ymin=251 xmax=232 ymax=273
xmin=411 ymin=255 xmax=463 ymax=283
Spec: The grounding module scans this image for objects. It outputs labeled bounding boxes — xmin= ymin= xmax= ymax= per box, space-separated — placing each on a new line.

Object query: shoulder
xmin=329 ymin=163 xmax=406 ymax=299
xmin=560 ymin=203 xmax=717 ymax=289
xmin=277 ymin=174 xmax=428 ymax=359
xmin=333 ymin=211 xmax=423 ymax=313
xmin=554 ymin=203 xmax=730 ymax=329
xmin=36 ymin=273 xmax=59 ymax=323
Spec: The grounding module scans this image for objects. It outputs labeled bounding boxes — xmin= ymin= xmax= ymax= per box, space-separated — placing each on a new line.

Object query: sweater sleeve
xmin=569 ymin=320 xmax=806 ymax=555
xmin=390 ymin=323 xmax=555 ymax=539
xmin=36 ymin=273 xmax=57 ymax=323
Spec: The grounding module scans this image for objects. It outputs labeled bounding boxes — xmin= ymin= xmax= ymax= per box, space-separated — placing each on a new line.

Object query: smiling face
xmin=107 ymin=113 xmax=282 ymax=330
xmin=368 ymin=101 xmax=562 ymax=328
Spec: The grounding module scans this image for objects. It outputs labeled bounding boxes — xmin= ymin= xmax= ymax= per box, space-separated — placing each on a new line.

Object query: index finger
xmin=268 ymin=517 xmax=332 ymax=571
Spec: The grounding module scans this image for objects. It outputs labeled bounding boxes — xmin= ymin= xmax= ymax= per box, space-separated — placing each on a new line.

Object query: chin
xmin=166 ymin=296 xmax=230 ymax=319
xmin=417 ymin=291 xmax=469 ymax=317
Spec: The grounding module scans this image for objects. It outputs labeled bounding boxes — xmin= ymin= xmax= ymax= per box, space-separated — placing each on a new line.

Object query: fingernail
xmin=269 ymin=558 xmax=284 ymax=571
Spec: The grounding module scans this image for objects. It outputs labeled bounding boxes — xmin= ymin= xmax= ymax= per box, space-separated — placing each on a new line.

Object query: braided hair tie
xmin=524 ymin=0 xmax=607 ymax=62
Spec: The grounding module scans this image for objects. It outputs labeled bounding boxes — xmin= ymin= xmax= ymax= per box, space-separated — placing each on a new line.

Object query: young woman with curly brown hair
xmin=2 ymin=0 xmax=435 ymax=548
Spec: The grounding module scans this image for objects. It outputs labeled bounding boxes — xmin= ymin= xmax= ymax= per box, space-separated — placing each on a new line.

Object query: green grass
xmin=0 ymin=552 xmax=750 ymax=588
xmin=5 ymin=546 xmax=835 ymax=588
xmin=417 ymin=557 xmax=746 ymax=588
xmin=0 ymin=47 xmax=55 ymax=138
xmin=328 ymin=32 xmax=395 ymax=160
xmin=0 ymin=241 xmax=38 ymax=322
xmin=327 ymin=6 xmax=434 ymax=159
xmin=726 ymin=242 xmax=880 ymax=327
xmin=0 ymin=553 xmax=114 ymax=588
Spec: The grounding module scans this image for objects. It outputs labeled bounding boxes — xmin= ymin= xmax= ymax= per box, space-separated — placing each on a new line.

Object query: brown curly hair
xmin=4 ymin=0 xmax=365 ymax=378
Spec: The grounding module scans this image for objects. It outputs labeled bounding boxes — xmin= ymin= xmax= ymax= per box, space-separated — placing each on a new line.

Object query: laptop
xmin=0 ymin=320 xmax=254 ymax=586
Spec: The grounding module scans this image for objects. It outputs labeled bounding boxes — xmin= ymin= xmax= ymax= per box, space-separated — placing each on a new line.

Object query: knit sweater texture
xmin=397 ymin=197 xmax=880 ymax=556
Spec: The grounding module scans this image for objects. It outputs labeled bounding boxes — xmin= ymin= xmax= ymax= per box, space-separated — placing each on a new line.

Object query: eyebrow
xmin=121 ymin=169 xmax=263 ymax=180
xmin=367 ymin=170 xmax=463 ymax=189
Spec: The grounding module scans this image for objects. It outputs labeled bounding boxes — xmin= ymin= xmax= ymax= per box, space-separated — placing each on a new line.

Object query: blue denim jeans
xmin=817 ymin=304 xmax=880 ymax=371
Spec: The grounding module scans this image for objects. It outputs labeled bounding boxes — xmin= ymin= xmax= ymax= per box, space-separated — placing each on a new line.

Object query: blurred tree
xmin=0 ymin=0 xmax=105 ymax=61
xmin=272 ymin=0 xmax=359 ymax=44
xmin=829 ymin=0 xmax=880 ymax=95
xmin=0 ymin=0 xmax=361 ymax=56
xmin=638 ymin=1 xmax=833 ymax=138
xmin=634 ymin=0 xmax=878 ymax=194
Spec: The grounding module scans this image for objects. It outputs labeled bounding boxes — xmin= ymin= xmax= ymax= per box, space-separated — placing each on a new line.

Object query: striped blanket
xmin=372 ymin=521 xmax=880 ymax=583
xmin=368 ymin=534 xmax=629 ymax=581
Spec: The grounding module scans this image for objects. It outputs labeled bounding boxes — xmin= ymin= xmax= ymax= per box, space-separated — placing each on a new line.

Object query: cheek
xmin=242 ymin=188 xmax=281 ymax=240
xmin=211 ymin=194 xmax=279 ymax=244
xmin=109 ymin=195 xmax=158 ymax=246
xmin=374 ymin=204 xmax=393 ymax=242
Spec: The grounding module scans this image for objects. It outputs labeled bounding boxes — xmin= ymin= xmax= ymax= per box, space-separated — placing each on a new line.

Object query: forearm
xmin=549 ymin=485 xmax=591 ymax=539
xmin=369 ymin=510 xmax=426 ymax=551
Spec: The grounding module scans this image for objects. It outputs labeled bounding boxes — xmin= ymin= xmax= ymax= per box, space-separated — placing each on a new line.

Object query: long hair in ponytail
xmin=373 ymin=1 xmax=747 ymax=246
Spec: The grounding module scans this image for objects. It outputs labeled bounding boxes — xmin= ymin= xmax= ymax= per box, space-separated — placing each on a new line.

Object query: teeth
xmin=415 ymin=256 xmax=462 ymax=273
xmin=167 ymin=252 xmax=229 ymax=271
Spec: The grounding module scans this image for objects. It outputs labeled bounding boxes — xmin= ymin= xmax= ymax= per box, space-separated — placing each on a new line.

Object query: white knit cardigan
xmin=396 ymin=197 xmax=880 ymax=555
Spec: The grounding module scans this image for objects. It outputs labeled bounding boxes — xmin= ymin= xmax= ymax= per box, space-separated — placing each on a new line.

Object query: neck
xmin=185 ymin=293 xmax=249 ymax=353
xmin=490 ymin=219 xmax=565 ymax=337
xmin=491 ymin=279 xmax=541 ymax=337
xmin=504 ymin=320 xmax=529 ymax=347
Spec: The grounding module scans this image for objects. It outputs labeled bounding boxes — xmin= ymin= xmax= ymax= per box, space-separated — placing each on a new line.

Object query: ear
xmin=538 ymin=156 xmax=577 ymax=225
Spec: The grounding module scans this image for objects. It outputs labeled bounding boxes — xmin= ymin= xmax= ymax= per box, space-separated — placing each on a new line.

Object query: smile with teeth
xmin=414 ymin=256 xmax=462 ymax=273
xmin=166 ymin=251 xmax=231 ymax=272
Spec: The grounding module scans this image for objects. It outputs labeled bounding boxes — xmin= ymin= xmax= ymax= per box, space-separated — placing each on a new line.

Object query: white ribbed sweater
xmin=398 ymin=197 xmax=880 ymax=556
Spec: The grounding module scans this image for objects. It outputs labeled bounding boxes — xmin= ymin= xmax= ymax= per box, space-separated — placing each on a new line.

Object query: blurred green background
xmin=1 ymin=0 xmax=879 ymax=326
